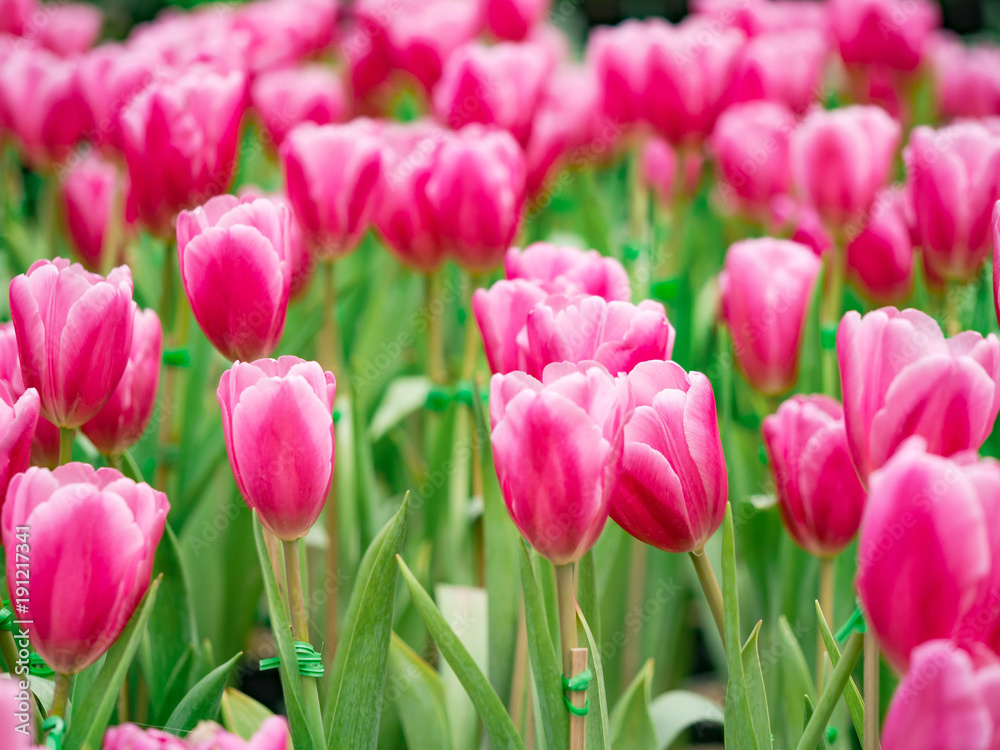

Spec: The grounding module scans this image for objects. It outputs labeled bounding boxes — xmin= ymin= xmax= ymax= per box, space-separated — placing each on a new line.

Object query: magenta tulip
xmin=177 ymin=195 xmax=292 ymax=362
xmin=482 ymin=0 xmax=549 ymax=41
xmin=640 ymin=137 xmax=677 ymax=204
xmin=504 ymin=243 xmax=631 ymax=301
xmin=770 ymin=197 xmax=834 ymax=257
xmin=587 ymin=20 xmax=651 ymax=129
xmin=489 ymin=363 xmax=631 ymax=564
xmin=120 ymin=66 xmax=247 ymax=236
xmin=218 ymin=357 xmax=336 ymax=541
xmin=0 ymin=383 xmax=39 ymax=509
xmin=104 ymin=716 xmax=291 ymax=750
xmin=830 ymin=0 xmax=939 ymax=72
xmin=230 ymin=0 xmax=338 ymax=74
xmin=250 ymin=64 xmax=348 ymax=148
xmin=994 ymin=201 xmax=1000 ymax=331
xmin=725 ymin=29 xmax=828 ymax=114
xmin=693 ymin=0 xmax=830 ymax=37
xmin=762 ymin=394 xmax=866 ymax=558
xmin=525 ymin=295 xmax=675 ymax=378
xmin=388 ymin=0 xmax=482 ymax=93
xmin=103 ymin=724 xmax=185 ymax=750
xmin=845 ymin=187 xmax=914 ymax=304
xmin=719 ymin=238 xmax=822 ymax=395
xmin=2 ymin=464 xmax=168 ymax=674
xmin=472 ymin=279 xmax=547 ymax=375
xmin=0 ymin=0 xmax=35 ymax=36
xmin=238 ymin=188 xmax=313 ymax=298
xmin=610 ymin=360 xmax=726 ymax=553
xmin=37 ymin=3 xmax=103 ymax=57
xmin=60 ymin=153 xmax=121 ymax=271
xmin=0 ymin=324 xmax=59 ymax=469
xmin=837 ymin=307 xmax=1000 ymax=482
xmin=81 ymin=309 xmax=162 ymax=457
xmin=790 ymin=105 xmax=900 ymax=227
xmin=930 ymin=34 xmax=1000 ymax=121
xmin=9 ymin=259 xmax=136 ymax=429
xmin=282 ymin=120 xmax=383 ymax=258
xmin=904 ymin=122 xmax=1000 ymax=283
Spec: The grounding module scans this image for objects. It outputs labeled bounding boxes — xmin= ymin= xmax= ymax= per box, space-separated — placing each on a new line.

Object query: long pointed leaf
xmin=577 ymin=607 xmax=610 ymax=750
xmin=387 ymin=633 xmax=452 ymax=750
xmin=164 ymin=651 xmax=242 ymax=734
xmin=221 ymin=688 xmax=273 ymax=740
xmin=815 ymin=602 xmax=864 ymax=741
xmin=609 ymin=659 xmax=656 ymax=750
xmin=740 ymin=621 xmax=773 ymax=750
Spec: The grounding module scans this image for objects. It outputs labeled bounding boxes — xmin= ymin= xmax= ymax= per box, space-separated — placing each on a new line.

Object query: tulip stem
xmin=426 ymin=272 xmax=447 ymax=384
xmin=944 ymin=282 xmax=961 ymax=337
xmin=688 ymin=550 xmax=725 ymax=646
xmin=554 ymin=563 xmax=577 ymax=675
xmin=58 ymin=428 xmax=74 ymax=466
xmin=817 ymin=557 xmax=834 ymax=691
xmin=864 ymin=630 xmax=881 ymax=749
xmin=0 ymin=630 xmax=17 ymax=674
xmin=50 ymin=672 xmax=71 ymax=720
xmin=282 ymin=539 xmax=324 ymax=738
xmin=821 ymin=241 xmax=845 ymax=397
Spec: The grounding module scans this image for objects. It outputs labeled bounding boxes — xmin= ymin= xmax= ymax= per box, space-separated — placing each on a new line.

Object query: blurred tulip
xmin=81 ymin=309 xmax=162 ymax=456
xmin=128 ymin=10 xmax=250 ymax=73
xmin=882 ymin=640 xmax=1000 ymax=750
xmin=710 ymin=101 xmax=795 ymax=218
xmin=525 ymin=295 xmax=675 ymax=378
xmin=389 ymin=0 xmax=482 ymax=93
xmin=425 ymin=124 xmax=526 ymax=271
xmin=250 ymin=65 xmax=348 ymax=148
xmin=9 ymin=259 xmax=135 ymax=429
xmin=770 ymin=196 xmax=834 ymax=256
xmin=929 ymin=34 xmax=1000 ymax=121
xmin=218 ymin=357 xmax=336 ymax=541
xmin=0 ymin=0 xmax=36 ymax=36
xmin=482 ymin=0 xmax=549 ymax=41
xmin=611 ymin=360 xmax=726 ymax=553
xmin=238 ymin=188 xmax=313 ymax=298
xmin=0 ymin=324 xmax=59 ymax=469
xmin=693 ymin=0 xmax=830 ymax=37
xmin=2 ymin=464 xmax=168 ymax=673
xmin=587 ymin=20 xmax=651 ymax=129
xmin=505 ymin=243 xmax=631 ymax=301
xmin=830 ymin=0 xmax=939 ymax=72
xmin=473 ymin=279 xmax=546 ymax=375
xmin=231 ymin=0 xmax=338 ymax=73
xmin=489 ymin=363 xmax=631 ymax=564
xmin=104 ymin=716 xmax=292 ymax=750
xmin=790 ymin=105 xmax=900 ymax=227
xmin=282 ymin=120 xmax=383 ymax=258
xmin=904 ymin=122 xmax=1000 ymax=283
xmin=719 ymin=238 xmax=822 ymax=395
xmin=37 ymin=3 xmax=103 ymax=57
xmin=0 ymin=383 xmax=39 ymax=508
xmin=994 ymin=201 xmax=1000 ymax=331
xmin=177 ymin=195 xmax=291 ymax=361
xmin=726 ymin=29 xmax=829 ymax=114
xmin=837 ymin=307 xmax=1000 ymax=482
xmin=0 ymin=678 xmax=32 ymax=749
xmin=640 ymin=137 xmax=677 ymax=203
xmin=60 ymin=153 xmax=121 ymax=271
xmin=103 ymin=724 xmax=185 ymax=750
xmin=762 ymin=394 xmax=866 ymax=557
xmin=845 ymin=187 xmax=914 ymax=303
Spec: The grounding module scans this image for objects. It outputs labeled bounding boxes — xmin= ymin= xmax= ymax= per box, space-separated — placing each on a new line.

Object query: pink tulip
xmin=0 ymin=383 xmax=39 ymax=509
xmin=837 ymin=307 xmax=1000 ymax=483
xmin=129 ymin=12 xmax=250 ymax=74
xmin=388 ymin=0 xmax=482 ymax=93
xmin=231 ymin=0 xmax=338 ymax=74
xmin=930 ymin=34 xmax=1000 ymax=121
xmin=103 ymin=724 xmax=185 ymax=750
xmin=37 ymin=3 xmax=103 ymax=57
xmin=830 ymin=0 xmax=939 ymax=72
xmin=505 ymin=243 xmax=630 ymax=301
xmin=882 ymin=640 xmax=1000 ymax=750
xmin=218 ymin=357 xmax=336 ymax=541
xmin=0 ymin=677 xmax=33 ymax=749
xmin=473 ymin=279 xmax=547 ymax=375
xmin=80 ymin=309 xmax=162 ymax=456
xmin=238 ymin=188 xmax=313 ymax=298
xmin=481 ymin=0 xmax=548 ymax=41
xmin=710 ymin=101 xmax=795 ymax=218
xmin=104 ymin=716 xmax=291 ymax=750
xmin=640 ymin=137 xmax=677 ymax=204
xmin=9 ymin=259 xmax=135 ymax=429
xmin=790 ymin=105 xmax=900 ymax=228
xmin=2 ymin=464 xmax=167 ymax=674
xmin=281 ymin=120 xmax=383 ymax=258
xmin=489 ymin=363 xmax=631 ymax=564
xmin=120 ymin=66 xmax=247 ymax=236
xmin=60 ymin=153 xmax=121 ymax=271
xmin=610 ymin=360 xmax=726 ymax=553
xmin=0 ymin=0 xmax=36 ymax=36
xmin=250 ymin=65 xmax=348 ymax=148
xmin=344 ymin=0 xmax=396 ymax=100
xmin=994 ymin=201 xmax=1000 ymax=331
xmin=719 ymin=238 xmax=822 ymax=395
xmin=904 ymin=122 xmax=1000 ymax=283
xmin=726 ymin=29 xmax=829 ymax=114
xmin=770 ymin=196 xmax=834 ymax=257
xmin=845 ymin=187 xmax=914 ymax=303
xmin=425 ymin=124 xmax=526 ymax=271
xmin=693 ymin=0 xmax=830 ymax=37
xmin=587 ymin=20 xmax=651 ymax=129
xmin=762 ymin=394 xmax=866 ymax=557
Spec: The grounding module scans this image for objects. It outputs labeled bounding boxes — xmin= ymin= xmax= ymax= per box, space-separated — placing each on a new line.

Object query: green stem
xmin=817 ymin=557 xmax=834 ymax=691
xmin=426 ymin=271 xmax=447 ymax=384
xmin=822 ymin=241 xmax=844 ymax=398
xmin=944 ymin=282 xmax=961 ymax=337
xmin=795 ymin=631 xmax=865 ymax=750
xmin=864 ymin=631 xmax=880 ymax=749
xmin=58 ymin=428 xmax=74 ymax=466
xmin=554 ymin=563 xmax=577 ymax=676
xmin=50 ymin=672 xmax=72 ymax=720
xmin=0 ymin=630 xmax=17 ymax=674
xmin=282 ymin=540 xmax=324 ymax=739
xmin=689 ymin=550 xmax=725 ymax=647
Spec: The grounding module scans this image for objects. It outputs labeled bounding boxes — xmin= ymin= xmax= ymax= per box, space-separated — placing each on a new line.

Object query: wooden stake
xmin=569 ymin=647 xmax=589 ymax=750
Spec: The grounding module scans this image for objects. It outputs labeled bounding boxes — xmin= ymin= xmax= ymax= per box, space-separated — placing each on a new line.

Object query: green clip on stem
xmin=561 ymin=668 xmax=593 ymax=716
xmin=0 ymin=606 xmax=13 ymax=631
xmin=820 ymin=324 xmax=838 ymax=351
xmin=29 ymin=652 xmax=54 ymax=677
xmin=835 ymin=604 xmax=867 ymax=641
xmin=259 ymin=641 xmax=325 ymax=678
xmin=43 ymin=716 xmax=64 ymax=750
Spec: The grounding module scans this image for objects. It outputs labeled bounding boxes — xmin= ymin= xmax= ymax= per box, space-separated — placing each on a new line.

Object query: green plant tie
xmin=820 ymin=324 xmax=838 ymax=351
xmin=826 ymin=726 xmax=838 ymax=744
xmin=651 ymin=277 xmax=682 ymax=303
xmin=425 ymin=382 xmax=488 ymax=412
xmin=0 ymin=605 xmax=13 ymax=631
xmin=29 ymin=652 xmax=53 ymax=677
xmin=561 ymin=668 xmax=592 ymax=716
xmin=42 ymin=716 xmax=64 ymax=750
xmin=259 ymin=641 xmax=325 ymax=678
xmin=623 ymin=242 xmax=641 ymax=261
xmin=162 ymin=348 xmax=191 ymax=367
xmin=834 ymin=604 xmax=867 ymax=641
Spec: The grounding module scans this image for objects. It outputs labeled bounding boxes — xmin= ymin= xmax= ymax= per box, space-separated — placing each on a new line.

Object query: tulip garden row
xmin=1 ymin=0 xmax=1000 ymax=747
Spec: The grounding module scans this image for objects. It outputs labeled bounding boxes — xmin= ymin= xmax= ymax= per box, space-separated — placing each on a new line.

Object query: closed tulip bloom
xmin=231 ymin=0 xmax=338 ymax=74
xmin=10 ymin=259 xmax=136 ymax=429
xmin=726 ymin=29 xmax=829 ymax=114
xmin=2 ymin=464 xmax=168 ymax=674
xmin=238 ymin=188 xmax=313 ymax=298
xmin=490 ymin=364 xmax=631 ymax=564
xmin=81 ymin=309 xmax=162 ymax=456
xmin=0 ymin=383 xmax=39 ymax=508
xmin=425 ymin=124 xmax=526 ymax=271
xmin=762 ymin=395 xmax=866 ymax=557
xmin=388 ymin=0 xmax=482 ymax=93
xmin=587 ymin=20 xmax=651 ymax=128
xmin=770 ymin=197 xmax=834 ymax=257
xmin=640 ymin=137 xmax=677 ymax=204
xmin=37 ymin=3 xmax=103 ymax=57
xmin=846 ymin=187 xmax=914 ymax=304
xmin=0 ymin=324 xmax=59 ymax=469
xmin=105 ymin=716 xmax=291 ymax=750
xmin=693 ymin=0 xmax=830 ymax=37
xmin=282 ymin=120 xmax=382 ymax=258
xmin=831 ymin=0 xmax=939 ymax=72
xmin=505 ymin=243 xmax=631 ymax=301
xmin=882 ymin=640 xmax=1000 ymax=750
xmin=177 ymin=196 xmax=291 ymax=362
xmin=250 ymin=65 xmax=348 ymax=148
xmin=790 ymin=105 xmax=900 ymax=227
xmin=472 ymin=279 xmax=547 ymax=375
xmin=719 ymin=238 xmax=822 ymax=395
xmin=103 ymin=724 xmax=185 ymax=749
xmin=710 ymin=101 xmax=795 ymax=218
xmin=121 ymin=66 xmax=247 ymax=236
xmin=610 ymin=361 xmax=726 ymax=553
xmin=218 ymin=357 xmax=336 ymax=541
xmin=837 ymin=307 xmax=1000 ymax=482
xmin=482 ymin=0 xmax=549 ymax=41
xmin=930 ymin=35 xmax=1000 ymax=121
xmin=60 ymin=153 xmax=121 ymax=271
xmin=904 ymin=122 xmax=1000 ymax=283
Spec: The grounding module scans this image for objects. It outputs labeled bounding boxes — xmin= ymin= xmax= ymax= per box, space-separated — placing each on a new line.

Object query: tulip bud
xmin=587 ymin=20 xmax=651 ymax=129
xmin=473 ymin=279 xmax=546 ymax=375
xmin=719 ymin=238 xmax=822 ymax=395
xmin=231 ymin=0 xmax=338 ymax=74
xmin=177 ymin=195 xmax=292 ymax=362
xmin=929 ymin=34 xmax=1000 ymax=121
xmin=0 ymin=383 xmax=39 ymax=509
xmin=482 ymin=0 xmax=549 ymax=41
xmin=904 ymin=122 xmax=1000 ymax=283
xmin=60 ymin=153 xmax=121 ymax=272
xmin=640 ymin=137 xmax=677 ymax=204
xmin=837 ymin=307 xmax=1000 ymax=482
xmin=238 ymin=188 xmax=313 ymax=298
xmin=218 ymin=357 xmax=336 ymax=541
xmin=504 ymin=243 xmax=631 ymax=301
xmin=845 ymin=187 xmax=914 ymax=303
xmin=611 ymin=361 xmax=727 ymax=553
xmin=81 ymin=309 xmax=162 ymax=456
xmin=830 ymin=0 xmax=939 ymax=72
xmin=9 ymin=259 xmax=136 ymax=429
xmin=2 ymin=464 xmax=168 ymax=674
xmin=389 ymin=0 xmax=482 ymax=93
xmin=692 ymin=0 xmax=830 ymax=37
xmin=250 ymin=65 xmax=348 ymax=148
xmin=37 ymin=3 xmax=103 ymax=57
xmin=762 ymin=394 xmax=866 ymax=557
xmin=489 ymin=364 xmax=631 ymax=564
xmin=0 ymin=0 xmax=35 ymax=35
xmin=725 ymin=29 xmax=829 ymax=114
xmin=282 ymin=120 xmax=383 ymax=258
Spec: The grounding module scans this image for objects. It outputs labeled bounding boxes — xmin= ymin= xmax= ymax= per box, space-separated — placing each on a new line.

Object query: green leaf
xmin=164 ymin=650 xmax=241 ymax=735
xmin=252 ymin=515 xmax=323 ymax=750
xmin=649 ymin=690 xmax=723 ymax=750
xmin=609 ymin=659 xmax=656 ymax=750
xmin=815 ymin=602 xmax=864 ymax=742
xmin=777 ymin=616 xmax=815 ymax=749
xmin=435 ymin=585 xmax=488 ymax=750
xmin=369 ymin=376 xmax=434 ymax=440
xmin=397 ymin=555 xmax=525 ymax=750
xmin=518 ymin=542 xmax=568 ymax=750
xmin=221 ymin=688 xmax=273 ymax=741
xmin=325 ymin=494 xmax=409 ymax=750
xmin=64 ymin=578 xmax=160 ymax=750
xmin=577 ymin=550 xmax=601 ymax=648
xmin=740 ymin=621 xmax=773 ymax=750
xmin=577 ymin=607 xmax=610 ymax=750
xmin=118 ymin=449 xmax=145 ymax=483
xmin=387 ymin=633 xmax=452 ymax=750
xmin=153 ymin=647 xmax=196 ymax=726
xmin=796 ymin=633 xmax=865 ymax=750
